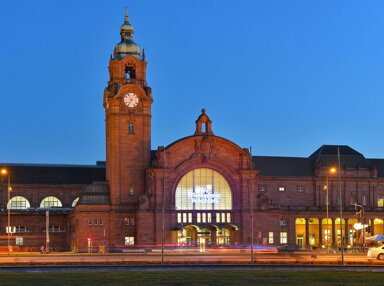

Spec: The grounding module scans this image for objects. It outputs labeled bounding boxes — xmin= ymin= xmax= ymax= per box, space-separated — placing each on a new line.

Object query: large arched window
xmin=72 ymin=197 xmax=79 ymax=207
xmin=40 ymin=196 xmax=62 ymax=208
xmin=8 ymin=196 xmax=30 ymax=210
xmin=175 ymin=168 xmax=232 ymax=210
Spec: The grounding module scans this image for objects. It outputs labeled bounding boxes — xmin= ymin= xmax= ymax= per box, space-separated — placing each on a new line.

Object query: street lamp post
xmin=323 ymin=167 xmax=336 ymax=252
xmin=1 ymin=169 xmax=12 ymax=252
xmin=337 ymin=146 xmax=345 ymax=265
xmin=324 ymin=180 xmax=329 ymax=252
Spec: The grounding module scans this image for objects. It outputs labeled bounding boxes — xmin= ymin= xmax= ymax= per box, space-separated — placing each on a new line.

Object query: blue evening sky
xmin=1 ymin=0 xmax=383 ymax=164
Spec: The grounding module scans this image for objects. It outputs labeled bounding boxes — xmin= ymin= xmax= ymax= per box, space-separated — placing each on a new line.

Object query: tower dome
xmin=113 ymin=8 xmax=142 ymax=60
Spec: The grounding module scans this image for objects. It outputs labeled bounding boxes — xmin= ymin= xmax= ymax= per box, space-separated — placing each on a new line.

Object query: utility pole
xmin=161 ymin=147 xmax=166 ymax=264
xmin=337 ymin=146 xmax=344 ymax=265
xmin=250 ymin=146 xmax=254 ymax=264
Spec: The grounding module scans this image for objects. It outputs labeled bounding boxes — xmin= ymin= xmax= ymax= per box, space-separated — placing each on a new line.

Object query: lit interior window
xmin=280 ymin=232 xmax=288 ymax=244
xmin=72 ymin=197 xmax=79 ymax=207
xmin=175 ymin=168 xmax=232 ymax=210
xmin=202 ymin=213 xmax=206 ymax=223
xmin=125 ymin=236 xmax=134 ymax=245
xmin=226 ymin=213 xmax=231 ymax=223
xmin=8 ymin=196 xmax=30 ymax=210
xmin=216 ymin=213 xmax=220 ymax=223
xmin=40 ymin=196 xmax=62 ymax=208
xmin=269 ymin=232 xmax=274 ymax=244
xmin=207 ymin=213 xmax=212 ymax=223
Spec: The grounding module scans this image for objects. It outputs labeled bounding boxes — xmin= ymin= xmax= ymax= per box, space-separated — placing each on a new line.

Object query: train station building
xmin=2 ymin=10 xmax=384 ymax=252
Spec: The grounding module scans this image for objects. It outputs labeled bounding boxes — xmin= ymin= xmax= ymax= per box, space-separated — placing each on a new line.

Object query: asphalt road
xmin=0 ymin=251 xmax=378 ymax=265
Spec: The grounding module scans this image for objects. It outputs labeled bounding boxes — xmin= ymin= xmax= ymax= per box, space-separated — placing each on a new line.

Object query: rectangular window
xmin=128 ymin=122 xmax=134 ymax=134
xmin=124 ymin=218 xmax=130 ymax=225
xmin=15 ymin=237 xmax=23 ymax=246
xmin=202 ymin=213 xmax=206 ymax=223
xmin=188 ymin=213 xmax=192 ymax=223
xmin=350 ymin=195 xmax=356 ymax=206
xmin=280 ymin=232 xmax=288 ymax=244
xmin=197 ymin=213 xmax=201 ymax=223
xmin=278 ymin=186 xmax=285 ymax=192
xmin=177 ymin=213 xmax=182 ymax=223
xmin=15 ymin=226 xmax=27 ymax=233
xmin=297 ymin=186 xmax=304 ymax=193
xmin=268 ymin=232 xmax=274 ymax=244
xmin=226 ymin=213 xmax=231 ymax=223
xmin=88 ymin=219 xmax=92 ymax=225
xmin=99 ymin=218 xmax=103 ymax=225
xmin=48 ymin=226 xmax=63 ymax=233
xmin=221 ymin=213 xmax=226 ymax=223
xmin=130 ymin=218 xmax=135 ymax=226
xmin=216 ymin=213 xmax=220 ymax=223
xmin=207 ymin=213 xmax=212 ymax=223
xmin=378 ymin=199 xmax=384 ymax=208
xmin=363 ymin=195 xmax=367 ymax=206
xmin=259 ymin=185 xmax=266 ymax=192
xmin=94 ymin=219 xmax=98 ymax=225
xmin=183 ymin=213 xmax=187 ymax=223
xmin=125 ymin=236 xmax=135 ymax=245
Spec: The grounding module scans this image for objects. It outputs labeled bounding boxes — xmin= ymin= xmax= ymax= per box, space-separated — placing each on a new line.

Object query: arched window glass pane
xmin=40 ymin=196 xmax=62 ymax=208
xmin=175 ymin=168 xmax=232 ymax=210
xmin=8 ymin=196 xmax=30 ymax=210
xmin=72 ymin=197 xmax=79 ymax=207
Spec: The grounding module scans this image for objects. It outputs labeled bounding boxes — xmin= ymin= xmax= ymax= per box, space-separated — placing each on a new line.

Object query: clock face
xmin=123 ymin=92 xmax=139 ymax=108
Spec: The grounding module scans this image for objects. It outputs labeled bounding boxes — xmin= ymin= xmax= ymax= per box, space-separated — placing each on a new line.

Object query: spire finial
xmin=124 ymin=7 xmax=129 ymax=23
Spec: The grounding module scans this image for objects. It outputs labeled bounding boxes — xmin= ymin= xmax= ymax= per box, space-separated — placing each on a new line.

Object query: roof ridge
xmin=0 ymin=163 xmax=104 ymax=168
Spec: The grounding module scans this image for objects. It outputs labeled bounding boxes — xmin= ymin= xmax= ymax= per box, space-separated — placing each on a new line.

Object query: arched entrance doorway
xmin=176 ymin=224 xmax=237 ymax=250
xmin=216 ymin=228 xmax=231 ymax=245
xmin=197 ymin=228 xmax=211 ymax=252
xmin=177 ymin=228 xmax=192 ymax=245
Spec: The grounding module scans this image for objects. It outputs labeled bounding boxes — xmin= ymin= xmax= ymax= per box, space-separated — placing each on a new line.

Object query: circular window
xmin=175 ymin=168 xmax=232 ymax=210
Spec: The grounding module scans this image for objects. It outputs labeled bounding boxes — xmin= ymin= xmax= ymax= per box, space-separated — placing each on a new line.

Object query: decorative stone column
xmin=305 ymin=218 xmax=310 ymax=247
xmin=344 ymin=218 xmax=349 ymax=245
xmin=319 ymin=219 xmax=323 ymax=245
xmin=332 ymin=218 xmax=336 ymax=246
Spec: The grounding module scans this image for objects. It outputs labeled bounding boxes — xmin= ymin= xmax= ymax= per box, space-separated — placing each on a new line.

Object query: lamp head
xmin=1 ymin=169 xmax=7 ymax=175
xmin=330 ymin=167 xmax=336 ymax=174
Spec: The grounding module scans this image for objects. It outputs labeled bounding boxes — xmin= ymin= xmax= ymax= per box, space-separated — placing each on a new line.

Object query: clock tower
xmin=103 ymin=8 xmax=152 ymax=217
